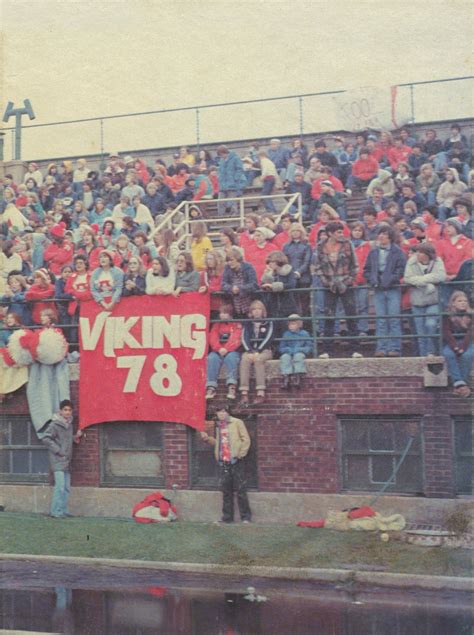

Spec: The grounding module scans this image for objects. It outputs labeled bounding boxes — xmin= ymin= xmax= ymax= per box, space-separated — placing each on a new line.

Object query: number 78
xmin=117 ymin=354 xmax=183 ymax=396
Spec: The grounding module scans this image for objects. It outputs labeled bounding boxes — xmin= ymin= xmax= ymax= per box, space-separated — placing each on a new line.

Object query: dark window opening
xmin=189 ymin=416 xmax=258 ymax=490
xmin=454 ymin=417 xmax=473 ymax=495
xmin=340 ymin=417 xmax=423 ymax=494
xmin=0 ymin=415 xmax=48 ymax=483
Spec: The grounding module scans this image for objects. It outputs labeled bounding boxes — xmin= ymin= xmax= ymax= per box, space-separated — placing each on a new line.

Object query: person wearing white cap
xmin=267 ymin=138 xmax=290 ymax=182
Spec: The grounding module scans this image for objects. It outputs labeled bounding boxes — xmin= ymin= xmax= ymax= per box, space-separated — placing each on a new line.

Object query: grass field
xmin=0 ymin=512 xmax=471 ymax=577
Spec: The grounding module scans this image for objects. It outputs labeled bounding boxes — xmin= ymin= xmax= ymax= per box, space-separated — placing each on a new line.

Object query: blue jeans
xmin=51 ymin=470 xmax=71 ymax=517
xmin=206 ymin=351 xmax=240 ymax=387
xmin=373 ymin=288 xmax=402 ymax=353
xmin=438 ymin=206 xmax=452 ymax=222
xmin=280 ymin=352 xmax=307 ymax=375
xmin=443 ymin=343 xmax=474 ymax=386
xmin=412 ymin=304 xmax=440 ymax=356
xmin=261 ymin=178 xmax=276 ymax=212
xmin=355 ymin=287 xmax=369 ymax=333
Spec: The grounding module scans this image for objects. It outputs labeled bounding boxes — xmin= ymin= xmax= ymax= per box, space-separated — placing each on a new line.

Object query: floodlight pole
xmin=2 ymin=99 xmax=36 ymax=160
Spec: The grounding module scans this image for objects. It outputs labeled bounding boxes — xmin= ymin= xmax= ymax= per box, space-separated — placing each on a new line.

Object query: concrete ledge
xmin=68 ymin=356 xmax=447 ymax=382
xmin=0 ymin=553 xmax=471 ymax=591
xmin=1 ymin=486 xmax=471 ymax=524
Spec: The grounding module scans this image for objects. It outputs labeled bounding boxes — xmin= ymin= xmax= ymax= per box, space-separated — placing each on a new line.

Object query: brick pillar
xmin=162 ymin=423 xmax=189 ymax=488
xmin=423 ymin=414 xmax=455 ymax=497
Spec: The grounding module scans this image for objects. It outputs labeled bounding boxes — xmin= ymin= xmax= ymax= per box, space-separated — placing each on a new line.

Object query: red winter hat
xmin=90 ymin=223 xmax=100 ymax=235
xmin=50 ymin=222 xmax=66 ymax=239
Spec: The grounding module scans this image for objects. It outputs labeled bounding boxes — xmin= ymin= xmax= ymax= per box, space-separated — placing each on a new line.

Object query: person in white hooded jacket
xmin=436 ymin=168 xmax=468 ymax=221
xmin=404 ymin=243 xmax=446 ymax=357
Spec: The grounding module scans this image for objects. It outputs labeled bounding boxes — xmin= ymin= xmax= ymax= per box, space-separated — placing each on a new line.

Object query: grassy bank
xmin=0 ymin=513 xmax=471 ymax=577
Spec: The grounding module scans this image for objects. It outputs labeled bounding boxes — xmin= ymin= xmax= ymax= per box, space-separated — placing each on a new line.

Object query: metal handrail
xmin=2 ymin=280 xmax=470 ymax=357
xmin=2 ymin=76 xmax=473 ymax=132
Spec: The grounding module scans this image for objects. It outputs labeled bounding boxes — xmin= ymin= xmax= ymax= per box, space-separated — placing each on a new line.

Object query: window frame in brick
xmin=0 ymin=414 xmax=49 ymax=484
xmin=339 ymin=415 xmax=424 ymax=494
xmin=453 ymin=416 xmax=473 ymax=496
xmin=99 ymin=421 xmax=165 ymax=488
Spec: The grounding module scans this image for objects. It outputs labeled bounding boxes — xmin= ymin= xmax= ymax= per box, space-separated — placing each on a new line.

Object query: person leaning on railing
xmin=404 ymin=243 xmax=446 ymax=357
xmin=221 ymin=247 xmax=258 ymax=319
xmin=312 ymin=221 xmax=362 ymax=359
xmin=363 ymin=225 xmax=407 ymax=358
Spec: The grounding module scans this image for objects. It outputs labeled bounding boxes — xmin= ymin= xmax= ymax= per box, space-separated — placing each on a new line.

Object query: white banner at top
xmin=333 ymin=85 xmax=413 ymax=132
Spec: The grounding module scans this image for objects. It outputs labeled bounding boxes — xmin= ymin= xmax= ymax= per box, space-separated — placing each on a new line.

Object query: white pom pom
xmin=35 ymin=329 xmax=68 ymax=365
xmin=7 ymin=330 xmax=34 ymax=367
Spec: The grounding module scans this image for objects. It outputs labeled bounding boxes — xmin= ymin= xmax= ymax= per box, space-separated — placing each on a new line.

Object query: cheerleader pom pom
xmin=7 ymin=329 xmax=34 ymax=367
xmin=34 ymin=329 xmax=69 ymax=365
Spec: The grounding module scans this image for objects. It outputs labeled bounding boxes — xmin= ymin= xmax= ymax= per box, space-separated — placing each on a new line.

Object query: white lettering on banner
xmin=117 ymin=355 xmax=146 ymax=392
xmin=79 ymin=313 xmax=207 ymax=359
xmin=117 ymin=354 xmax=182 ymax=396
xmin=180 ymin=314 xmax=207 ymax=360
xmin=79 ymin=312 xmax=109 ymax=350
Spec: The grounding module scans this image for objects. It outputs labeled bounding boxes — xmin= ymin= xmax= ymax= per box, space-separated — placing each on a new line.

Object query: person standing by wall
xmin=200 ymin=403 xmax=252 ymax=524
xmin=41 ymin=400 xmax=81 ymax=518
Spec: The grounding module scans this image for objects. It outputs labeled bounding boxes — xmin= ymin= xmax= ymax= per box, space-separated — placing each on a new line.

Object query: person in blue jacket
xmin=279 ymin=314 xmax=313 ymax=389
xmin=0 ymin=273 xmax=32 ymax=326
xmin=364 ymin=225 xmax=407 ymax=357
xmin=216 ymin=145 xmax=247 ymax=216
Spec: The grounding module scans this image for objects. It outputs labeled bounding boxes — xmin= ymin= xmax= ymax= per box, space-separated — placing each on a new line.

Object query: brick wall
xmin=3 ymin=370 xmax=470 ymax=498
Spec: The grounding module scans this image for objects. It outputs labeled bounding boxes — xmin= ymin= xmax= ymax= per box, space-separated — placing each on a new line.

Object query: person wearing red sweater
xmin=238 ymin=213 xmax=260 ymax=252
xmin=387 ymin=136 xmax=413 ymax=171
xmin=310 ymin=168 xmax=344 ymax=201
xmin=198 ymin=250 xmax=225 ymax=315
xmin=436 ymin=219 xmax=473 ymax=279
xmin=350 ymin=222 xmax=372 ymax=334
xmin=64 ymin=254 xmax=92 ymax=316
xmin=243 ymin=227 xmax=277 ymax=282
xmin=348 ymin=148 xmax=379 ymax=189
xmin=205 ymin=303 xmax=243 ymax=400
xmin=309 ymin=205 xmax=350 ymax=249
xmin=25 ymin=268 xmax=57 ymax=324
xmin=422 ymin=205 xmax=445 ymax=243
xmin=43 ymin=223 xmax=74 ymax=276
xmin=272 ymin=214 xmax=293 ymax=250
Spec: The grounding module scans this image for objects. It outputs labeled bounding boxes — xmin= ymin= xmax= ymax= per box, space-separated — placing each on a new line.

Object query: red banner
xmin=78 ymin=294 xmax=210 ymax=431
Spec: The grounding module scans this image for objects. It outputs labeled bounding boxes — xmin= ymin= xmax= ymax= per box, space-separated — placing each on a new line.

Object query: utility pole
xmin=2 ymin=99 xmax=36 ymax=160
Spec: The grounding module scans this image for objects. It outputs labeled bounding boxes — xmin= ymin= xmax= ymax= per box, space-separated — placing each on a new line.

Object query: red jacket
xmin=244 ymin=242 xmax=277 ymax=282
xmin=311 ymin=175 xmax=344 ymax=200
xmin=352 ymin=156 xmax=379 ymax=181
xmin=199 ymin=270 xmax=223 ymax=311
xmin=387 ymin=145 xmax=412 ymax=170
xmin=43 ymin=241 xmax=74 ymax=276
xmin=272 ymin=230 xmax=290 ymax=250
xmin=435 ymin=235 xmax=473 ymax=276
xmin=209 ymin=321 xmax=243 ymax=353
xmin=424 ymin=219 xmax=444 ymax=243
xmin=353 ymin=241 xmax=372 ymax=285
xmin=65 ymin=271 xmax=92 ymax=316
xmin=25 ymin=283 xmax=57 ymax=324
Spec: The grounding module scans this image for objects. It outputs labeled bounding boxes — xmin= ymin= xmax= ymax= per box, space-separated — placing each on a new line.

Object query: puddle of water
xmin=0 ymin=562 xmax=472 ymax=634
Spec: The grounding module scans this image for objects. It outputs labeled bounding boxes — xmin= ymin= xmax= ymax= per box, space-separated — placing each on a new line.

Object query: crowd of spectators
xmin=0 ymin=123 xmax=473 ymax=401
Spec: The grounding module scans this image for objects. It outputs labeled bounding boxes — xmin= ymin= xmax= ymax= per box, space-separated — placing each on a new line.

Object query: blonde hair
xmin=205 ymin=249 xmax=225 ymax=274
xmin=248 ymin=299 xmax=267 ymax=318
xmin=289 ymin=222 xmax=307 ymax=240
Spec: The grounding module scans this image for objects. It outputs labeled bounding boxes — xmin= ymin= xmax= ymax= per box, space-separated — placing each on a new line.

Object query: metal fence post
xmin=99 ymin=119 xmax=106 ymax=171
xmin=298 ymin=97 xmax=304 ymax=137
xmin=410 ymin=84 xmax=415 ymax=124
xmin=195 ymin=108 xmax=200 ymax=152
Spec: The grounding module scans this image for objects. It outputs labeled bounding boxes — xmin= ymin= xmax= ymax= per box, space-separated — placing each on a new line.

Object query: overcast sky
xmin=2 ymin=0 xmax=473 ymax=160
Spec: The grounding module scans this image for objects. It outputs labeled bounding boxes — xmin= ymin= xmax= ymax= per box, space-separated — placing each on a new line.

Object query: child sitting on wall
xmin=278 ymin=314 xmax=312 ymax=389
